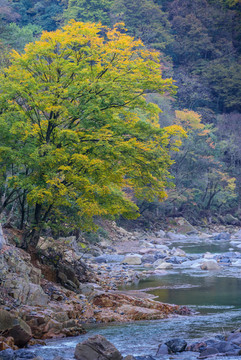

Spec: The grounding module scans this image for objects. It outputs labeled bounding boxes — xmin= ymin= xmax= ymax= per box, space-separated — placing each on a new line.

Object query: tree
xmin=0 ymin=21 xmax=184 ymax=250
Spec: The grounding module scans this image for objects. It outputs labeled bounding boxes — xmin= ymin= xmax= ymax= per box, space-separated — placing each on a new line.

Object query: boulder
xmin=199 ymin=347 xmax=218 ymax=357
xmin=156 ymin=262 xmax=173 ymax=270
xmin=74 ymin=335 xmax=123 ymax=360
xmin=165 ymin=338 xmax=187 ymax=353
xmin=200 ymin=260 xmax=220 ymax=271
xmin=233 ymin=230 xmax=241 ymax=239
xmin=172 ymin=248 xmax=186 ymax=257
xmin=156 ymin=343 xmax=169 ymax=355
xmin=213 ymin=340 xmax=241 ymax=354
xmin=227 ymin=332 xmax=241 ymax=345
xmin=166 ymin=232 xmax=187 ymax=241
xmin=122 ymin=255 xmax=142 ymax=265
xmin=153 ymin=259 xmax=165 ymax=267
xmin=223 ymin=214 xmax=239 ymax=225
xmin=141 ymin=254 xmax=156 ymax=264
xmin=157 ymin=230 xmax=166 ymax=237
xmin=0 ymin=309 xmax=32 ymax=347
xmin=27 ymin=284 xmax=48 ymax=306
xmin=213 ymin=232 xmax=231 ymax=241
xmin=166 ymin=256 xmax=186 ymax=264
xmin=79 ymin=283 xmax=103 ymax=297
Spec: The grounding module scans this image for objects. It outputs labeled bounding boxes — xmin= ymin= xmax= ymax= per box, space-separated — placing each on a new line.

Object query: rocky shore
xmin=1 ymin=218 xmax=241 ymax=358
xmin=0 ymin=219 xmax=195 ymax=353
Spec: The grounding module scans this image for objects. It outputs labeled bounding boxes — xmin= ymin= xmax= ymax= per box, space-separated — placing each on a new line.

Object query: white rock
xmin=200 ymin=260 xmax=220 ymax=270
xmin=233 ymin=229 xmax=241 ymax=238
xmin=158 ymin=230 xmax=166 ymax=237
xmin=203 ymin=252 xmax=214 ymax=259
xmin=190 ymin=260 xmax=203 ymax=268
xmin=156 ymin=262 xmax=173 ymax=270
xmin=153 ymin=259 xmax=165 ymax=267
xmin=139 ymin=240 xmax=155 ymax=248
xmin=166 ymin=232 xmax=187 ymax=240
xmin=172 ymin=247 xmax=186 ymax=257
xmin=122 ymin=254 xmax=142 ymax=265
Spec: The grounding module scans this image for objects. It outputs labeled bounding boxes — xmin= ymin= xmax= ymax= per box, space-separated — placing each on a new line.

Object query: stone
xmin=141 ymin=254 xmax=156 ymax=264
xmin=200 ymin=260 xmax=220 ymax=270
xmin=166 ymin=232 xmax=187 ymax=241
xmin=0 ymin=309 xmax=32 ymax=347
xmin=158 ymin=230 xmax=166 ymax=237
xmin=156 ymin=343 xmax=169 ymax=355
xmin=156 ymin=262 xmax=173 ymax=270
xmin=223 ymin=214 xmax=239 ymax=225
xmin=233 ymin=230 xmax=241 ymax=238
xmin=26 ymin=284 xmax=48 ymax=306
xmin=74 ymin=335 xmax=123 ymax=360
xmin=94 ymin=256 xmax=107 ymax=263
xmin=172 ymin=248 xmax=186 ymax=257
xmin=213 ymin=340 xmax=241 ymax=353
xmin=124 ymin=356 xmax=136 ymax=360
xmin=213 ymin=232 xmax=231 ymax=240
xmin=79 ymin=283 xmax=103 ymax=296
xmin=165 ymin=338 xmax=187 ymax=353
xmin=227 ymin=332 xmax=241 ymax=345
xmin=199 ymin=346 xmax=218 ymax=357
xmin=122 ymin=255 xmax=142 ymax=265
xmin=153 ymin=259 xmax=165 ymax=267
xmin=166 ymin=256 xmax=185 ymax=264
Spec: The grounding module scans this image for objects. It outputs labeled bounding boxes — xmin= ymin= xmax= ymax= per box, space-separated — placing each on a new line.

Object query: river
xmin=30 ymin=235 xmax=241 ymax=359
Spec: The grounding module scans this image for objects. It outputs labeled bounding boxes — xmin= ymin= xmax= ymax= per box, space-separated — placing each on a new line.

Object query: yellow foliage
xmin=175 ymin=109 xmax=204 ymax=132
xmin=0 ymin=20 xmax=185 ymax=235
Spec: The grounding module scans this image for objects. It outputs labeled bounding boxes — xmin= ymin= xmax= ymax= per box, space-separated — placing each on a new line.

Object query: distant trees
xmin=64 ymin=0 xmax=113 ymax=25
xmin=110 ymin=0 xmax=173 ymax=50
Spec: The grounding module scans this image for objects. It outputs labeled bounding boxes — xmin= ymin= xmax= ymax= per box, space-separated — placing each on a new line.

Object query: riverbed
xmin=30 ymin=235 xmax=241 ymax=359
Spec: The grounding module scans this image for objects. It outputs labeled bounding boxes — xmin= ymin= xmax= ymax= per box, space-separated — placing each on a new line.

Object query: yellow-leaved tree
xmin=0 ymin=21 xmax=185 ymax=250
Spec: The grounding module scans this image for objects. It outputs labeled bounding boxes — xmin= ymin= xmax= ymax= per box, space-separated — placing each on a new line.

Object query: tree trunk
xmin=0 ymin=222 xmax=6 ymax=250
xmin=22 ymin=203 xmax=42 ymax=251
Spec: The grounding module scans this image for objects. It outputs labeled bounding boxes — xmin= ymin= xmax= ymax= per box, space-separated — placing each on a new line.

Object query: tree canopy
xmin=0 ymin=21 xmax=184 ymax=248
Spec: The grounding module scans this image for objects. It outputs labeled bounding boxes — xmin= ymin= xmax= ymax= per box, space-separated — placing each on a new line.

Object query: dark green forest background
xmin=1 ymin=0 xmax=241 ymax=228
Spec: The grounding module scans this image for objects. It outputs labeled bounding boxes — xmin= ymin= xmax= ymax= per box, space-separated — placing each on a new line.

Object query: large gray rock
xmin=213 ymin=232 xmax=231 ymax=241
xmin=165 ymin=338 xmax=187 ymax=353
xmin=74 ymin=335 xmax=123 ymax=360
xmin=27 ymin=283 xmax=48 ymax=306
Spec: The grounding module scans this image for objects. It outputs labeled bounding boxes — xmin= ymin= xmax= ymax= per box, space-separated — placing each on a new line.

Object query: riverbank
xmin=1 ymin=218 xmax=241 ymax=358
xmin=0 ymin=219 xmax=195 ymax=352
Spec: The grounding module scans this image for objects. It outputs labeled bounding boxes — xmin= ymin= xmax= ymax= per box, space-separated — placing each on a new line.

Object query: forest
xmin=0 ymin=0 xmax=241 ymax=246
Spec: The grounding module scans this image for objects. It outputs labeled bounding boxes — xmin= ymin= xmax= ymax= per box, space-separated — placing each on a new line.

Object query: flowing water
xmin=31 ymin=236 xmax=241 ymax=359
